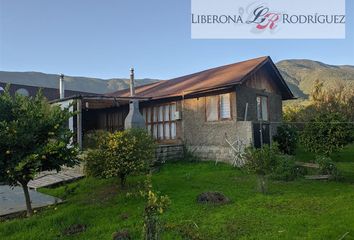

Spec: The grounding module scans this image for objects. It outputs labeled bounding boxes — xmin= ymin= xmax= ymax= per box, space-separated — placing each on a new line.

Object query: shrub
xmin=301 ymin=112 xmax=352 ymax=155
xmin=143 ymin=175 xmax=170 ymax=240
xmin=315 ymin=155 xmax=338 ymax=177
xmin=273 ymin=124 xmax=298 ymax=155
xmin=83 ymin=130 xmax=109 ymax=149
xmin=84 ymin=149 xmax=107 ymax=178
xmin=85 ymin=128 xmax=156 ymax=188
xmin=270 ymin=155 xmax=303 ymax=181
xmin=243 ymin=144 xmax=279 ymax=193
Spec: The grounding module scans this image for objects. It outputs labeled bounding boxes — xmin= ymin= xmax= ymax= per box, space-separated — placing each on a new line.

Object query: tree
xmin=301 ymin=112 xmax=351 ymax=156
xmin=0 ymin=87 xmax=79 ymax=216
xmin=86 ymin=128 xmax=156 ymax=188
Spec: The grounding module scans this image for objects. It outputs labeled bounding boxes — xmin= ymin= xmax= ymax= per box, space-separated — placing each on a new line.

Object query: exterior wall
xmin=236 ymin=68 xmax=283 ymax=141
xmin=182 ymin=92 xmax=254 ymax=163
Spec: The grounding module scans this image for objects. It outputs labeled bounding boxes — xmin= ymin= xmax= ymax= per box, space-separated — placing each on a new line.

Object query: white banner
xmin=191 ymin=0 xmax=346 ymax=39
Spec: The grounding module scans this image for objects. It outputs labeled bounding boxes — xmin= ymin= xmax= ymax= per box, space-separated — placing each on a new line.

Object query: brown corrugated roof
xmin=106 ymin=56 xmax=294 ymax=100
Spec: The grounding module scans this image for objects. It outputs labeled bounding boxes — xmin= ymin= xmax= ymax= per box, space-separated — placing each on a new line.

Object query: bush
xmin=85 ymin=128 xmax=156 ymax=188
xmin=84 ymin=149 xmax=106 ymax=178
xmin=270 ymin=155 xmax=303 ymax=181
xmin=273 ymin=124 xmax=298 ymax=155
xmin=301 ymin=112 xmax=352 ymax=155
xmin=83 ymin=130 xmax=109 ymax=149
xmin=243 ymin=144 xmax=279 ymax=176
xmin=243 ymin=144 xmax=279 ymax=193
xmin=315 ymin=155 xmax=338 ymax=177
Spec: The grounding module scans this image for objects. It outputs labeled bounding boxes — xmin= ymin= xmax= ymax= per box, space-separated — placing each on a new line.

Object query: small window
xmin=256 ymin=96 xmax=269 ymax=121
xmin=206 ymin=93 xmax=231 ymax=122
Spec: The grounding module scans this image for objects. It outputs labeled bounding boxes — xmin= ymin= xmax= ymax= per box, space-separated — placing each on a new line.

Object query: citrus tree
xmin=86 ymin=128 xmax=156 ymax=188
xmin=0 ymin=87 xmax=79 ymax=216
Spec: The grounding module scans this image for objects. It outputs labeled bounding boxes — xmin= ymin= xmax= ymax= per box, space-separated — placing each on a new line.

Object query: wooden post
xmin=76 ymin=99 xmax=82 ymax=150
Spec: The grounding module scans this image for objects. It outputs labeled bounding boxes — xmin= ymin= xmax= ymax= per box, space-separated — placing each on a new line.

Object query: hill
xmin=0 ymin=71 xmax=159 ymax=94
xmin=276 ymin=60 xmax=354 ymax=99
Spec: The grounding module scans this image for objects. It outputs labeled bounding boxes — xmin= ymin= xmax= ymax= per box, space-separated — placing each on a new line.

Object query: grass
xmin=1 ymin=145 xmax=354 ymax=239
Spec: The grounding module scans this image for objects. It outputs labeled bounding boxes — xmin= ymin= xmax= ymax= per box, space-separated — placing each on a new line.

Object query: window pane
xmin=220 ymin=94 xmax=231 ymax=119
xmin=147 ymin=108 xmax=151 ymax=123
xmin=170 ymin=103 xmax=176 ymax=121
xmin=262 ymin=97 xmax=269 ymax=121
xmin=158 ymin=106 xmax=164 ymax=122
xmin=158 ymin=123 xmax=164 ymax=139
xmin=171 ymin=122 xmax=176 ymax=139
xmin=164 ymin=123 xmax=170 ymax=139
xmin=153 ymin=124 xmax=158 ymax=139
xmin=153 ymin=107 xmax=158 ymax=122
xmin=206 ymin=96 xmax=218 ymax=121
xmin=256 ymin=96 xmax=262 ymax=120
xmin=164 ymin=105 xmax=170 ymax=121
xmin=147 ymin=125 xmax=152 ymax=135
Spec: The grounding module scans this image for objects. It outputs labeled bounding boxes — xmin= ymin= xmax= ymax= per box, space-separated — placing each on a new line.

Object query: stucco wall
xmin=182 ymin=92 xmax=254 ymax=163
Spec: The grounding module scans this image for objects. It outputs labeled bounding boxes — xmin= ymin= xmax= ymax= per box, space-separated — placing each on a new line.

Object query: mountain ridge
xmin=1 ymin=59 xmax=353 ymax=98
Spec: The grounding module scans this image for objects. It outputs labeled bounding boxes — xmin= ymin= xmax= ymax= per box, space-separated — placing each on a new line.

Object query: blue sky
xmin=0 ymin=0 xmax=353 ymax=80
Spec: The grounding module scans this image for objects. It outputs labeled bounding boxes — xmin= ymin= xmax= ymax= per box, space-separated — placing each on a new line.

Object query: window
xmin=206 ymin=96 xmax=219 ymax=121
xmin=256 ymin=96 xmax=269 ymax=121
xmin=220 ymin=94 xmax=231 ymax=119
xmin=206 ymin=93 xmax=231 ymax=122
xmin=143 ymin=103 xmax=177 ymax=140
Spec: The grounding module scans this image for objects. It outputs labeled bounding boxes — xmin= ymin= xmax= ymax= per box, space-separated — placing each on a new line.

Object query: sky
xmin=0 ymin=0 xmax=353 ymax=80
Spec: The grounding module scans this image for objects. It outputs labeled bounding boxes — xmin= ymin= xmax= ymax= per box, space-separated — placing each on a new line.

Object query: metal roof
xmin=105 ymin=56 xmax=295 ymax=101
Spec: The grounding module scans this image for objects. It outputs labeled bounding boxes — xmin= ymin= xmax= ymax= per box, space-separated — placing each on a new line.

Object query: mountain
xmin=0 ymin=71 xmax=160 ymax=94
xmin=276 ymin=60 xmax=354 ymax=99
xmin=1 ymin=59 xmax=353 ymax=98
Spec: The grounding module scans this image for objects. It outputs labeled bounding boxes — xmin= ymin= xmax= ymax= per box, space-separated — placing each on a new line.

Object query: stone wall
xmin=155 ymin=144 xmax=184 ymax=163
xmin=182 ymin=92 xmax=254 ymax=164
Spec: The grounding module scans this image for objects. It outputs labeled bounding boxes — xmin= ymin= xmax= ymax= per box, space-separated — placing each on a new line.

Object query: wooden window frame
xmin=256 ymin=95 xmax=269 ymax=122
xmin=205 ymin=93 xmax=232 ymax=122
xmin=144 ymin=102 xmax=177 ymax=141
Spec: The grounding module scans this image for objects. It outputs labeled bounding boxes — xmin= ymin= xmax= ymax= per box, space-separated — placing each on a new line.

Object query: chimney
xmin=130 ymin=68 xmax=135 ymax=97
xmin=124 ymin=68 xmax=146 ymax=130
xmin=59 ymin=74 xmax=65 ymax=99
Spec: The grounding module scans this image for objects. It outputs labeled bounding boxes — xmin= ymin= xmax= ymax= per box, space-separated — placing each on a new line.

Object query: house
xmin=52 ymin=56 xmax=294 ymax=163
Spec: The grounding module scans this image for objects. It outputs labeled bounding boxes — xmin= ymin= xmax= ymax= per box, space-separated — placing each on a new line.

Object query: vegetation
xmin=273 ymin=124 xmax=298 ymax=155
xmin=2 ymin=149 xmax=354 ymax=239
xmin=243 ymin=145 xmax=279 ymax=194
xmin=85 ymin=128 xmax=156 ymax=188
xmin=284 ymin=80 xmax=354 ymax=156
xmin=0 ymin=87 xmax=79 ymax=217
xmin=301 ymin=112 xmax=351 ymax=155
xmin=143 ymin=174 xmax=170 ymax=240
xmin=270 ymin=155 xmax=302 ymax=181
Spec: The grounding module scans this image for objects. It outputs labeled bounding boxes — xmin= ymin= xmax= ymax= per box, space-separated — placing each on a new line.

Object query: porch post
xmin=76 ymin=99 xmax=83 ymax=149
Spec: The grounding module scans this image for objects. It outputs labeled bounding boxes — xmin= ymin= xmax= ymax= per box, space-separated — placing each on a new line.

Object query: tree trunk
xmin=20 ymin=181 xmax=33 ymax=217
xmin=120 ymin=175 xmax=126 ymax=189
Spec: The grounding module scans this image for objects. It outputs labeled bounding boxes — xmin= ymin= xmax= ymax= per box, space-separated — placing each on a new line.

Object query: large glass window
xmin=143 ymin=103 xmax=177 ymax=140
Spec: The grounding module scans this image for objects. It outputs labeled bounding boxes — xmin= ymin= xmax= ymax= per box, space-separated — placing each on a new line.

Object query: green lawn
xmin=1 ymin=153 xmax=354 ymax=240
